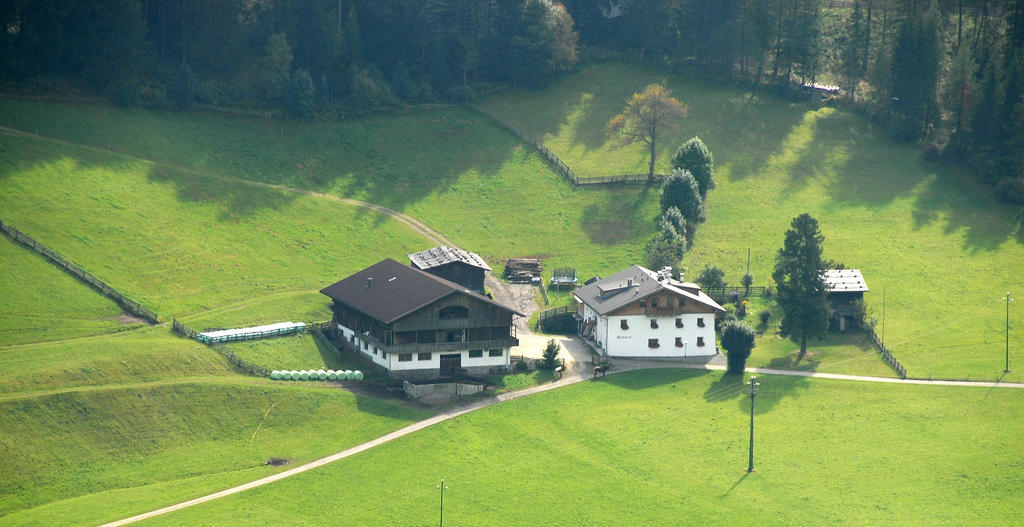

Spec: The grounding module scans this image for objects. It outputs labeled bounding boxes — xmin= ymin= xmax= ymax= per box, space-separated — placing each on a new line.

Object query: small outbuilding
xmin=409 ymin=246 xmax=491 ymax=294
xmin=822 ymin=269 xmax=869 ymax=331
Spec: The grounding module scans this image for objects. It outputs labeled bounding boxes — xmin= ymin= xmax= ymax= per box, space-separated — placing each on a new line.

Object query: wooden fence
xmin=0 ymin=219 xmax=160 ymax=323
xmin=537 ymin=305 xmax=575 ymax=322
xmin=703 ymin=286 xmax=768 ymax=299
xmin=171 ymin=319 xmax=269 ymax=376
xmin=866 ymin=326 xmax=908 ymax=379
xmin=172 ymin=319 xmax=333 ymax=377
xmin=465 ymin=104 xmax=666 ymax=187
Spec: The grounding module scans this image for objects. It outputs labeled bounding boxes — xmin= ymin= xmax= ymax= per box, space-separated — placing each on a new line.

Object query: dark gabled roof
xmin=823 ymin=269 xmax=869 ymax=293
xmin=408 ymin=246 xmax=492 ymax=272
xmin=574 ymin=264 xmax=724 ymax=316
xmin=320 ymin=258 xmax=519 ymax=324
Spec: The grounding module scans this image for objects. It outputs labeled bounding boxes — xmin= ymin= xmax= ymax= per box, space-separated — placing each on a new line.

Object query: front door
xmin=439 ymin=353 xmax=462 ymax=377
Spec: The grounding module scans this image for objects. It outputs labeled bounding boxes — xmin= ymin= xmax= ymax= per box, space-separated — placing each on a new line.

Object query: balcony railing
xmin=358 ymin=336 xmax=520 ymax=355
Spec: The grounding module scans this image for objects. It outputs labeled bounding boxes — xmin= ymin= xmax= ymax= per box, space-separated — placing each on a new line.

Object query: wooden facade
xmin=415 ymin=260 xmax=486 ymax=294
xmin=330 ymin=292 xmax=517 ymax=352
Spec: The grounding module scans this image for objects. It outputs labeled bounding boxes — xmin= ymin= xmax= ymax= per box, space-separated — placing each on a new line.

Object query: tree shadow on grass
xmin=580 ymin=184 xmax=653 ymax=245
xmin=907 ymin=163 xmax=1022 ymax=253
xmin=598 ymin=367 xmax=712 ymax=390
xmin=703 ymin=369 xmax=811 ymax=415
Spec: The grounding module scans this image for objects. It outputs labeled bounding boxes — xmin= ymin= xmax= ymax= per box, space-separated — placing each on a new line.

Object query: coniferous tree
xmin=772 ymin=213 xmax=830 ymax=359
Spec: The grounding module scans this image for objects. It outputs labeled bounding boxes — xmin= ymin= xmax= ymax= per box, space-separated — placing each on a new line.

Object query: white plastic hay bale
xmin=352 ymin=370 xmax=364 ymax=380
xmin=327 ymin=370 xmax=337 ymax=381
xmin=299 ymin=370 xmax=310 ymax=381
xmin=270 ymin=370 xmax=282 ymax=380
xmin=317 ymin=369 xmax=327 ymax=380
xmin=342 ymin=370 xmax=353 ymax=380
xmin=289 ymin=370 xmax=299 ymax=380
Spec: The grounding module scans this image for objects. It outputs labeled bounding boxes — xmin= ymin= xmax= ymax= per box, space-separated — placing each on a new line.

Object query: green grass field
xmin=1 ymin=59 xmax=1022 ymax=526
xmin=223 ymin=333 xmax=365 ymax=372
xmin=0 ymin=133 xmax=432 ymax=321
xmin=136 ymin=369 xmax=1024 ymax=526
xmin=0 ymin=235 xmax=134 ymax=346
xmin=0 ymin=379 xmax=430 ymax=526
xmin=480 ymin=63 xmax=1023 ymax=379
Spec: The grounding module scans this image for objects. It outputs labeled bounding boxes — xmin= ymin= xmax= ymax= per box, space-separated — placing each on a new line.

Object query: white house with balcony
xmin=575 ymin=265 xmax=725 ymax=358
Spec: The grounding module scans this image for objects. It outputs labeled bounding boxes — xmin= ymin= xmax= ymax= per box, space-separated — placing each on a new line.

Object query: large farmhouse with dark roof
xmin=575 ymin=265 xmax=725 ymax=358
xmin=320 ymin=258 xmax=521 ymax=380
xmin=409 ymin=246 xmax=491 ymax=294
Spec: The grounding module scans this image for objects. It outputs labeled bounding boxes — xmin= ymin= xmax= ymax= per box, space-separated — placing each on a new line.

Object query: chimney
xmin=627 ymin=278 xmax=633 ymax=287
xmin=365 ymin=277 xmax=373 ymax=289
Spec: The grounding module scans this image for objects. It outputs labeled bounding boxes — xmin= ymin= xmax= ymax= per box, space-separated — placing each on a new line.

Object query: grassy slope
xmin=0 ymin=98 xmax=658 ymax=286
xmin=223 ymin=333 xmax=365 ymax=372
xmin=0 ymin=235 xmax=133 ymax=346
xmin=0 ymin=133 xmax=431 ymax=320
xmin=0 ymin=380 xmax=430 ymax=525
xmin=480 ymin=63 xmax=1024 ymax=379
xmin=140 ymin=369 xmax=1024 ymax=526
xmin=0 ymin=328 xmax=234 ymax=395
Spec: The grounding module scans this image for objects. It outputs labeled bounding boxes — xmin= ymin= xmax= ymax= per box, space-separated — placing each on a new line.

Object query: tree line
xmin=1 ymin=0 xmax=1020 ymax=201
xmin=564 ymin=0 xmax=1023 ymax=203
xmin=0 ymin=0 xmax=578 ymax=115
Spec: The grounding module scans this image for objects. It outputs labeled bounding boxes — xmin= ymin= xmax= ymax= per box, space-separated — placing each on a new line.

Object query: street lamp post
xmin=747 ymin=375 xmax=760 ymax=473
xmin=1004 ymin=292 xmax=1013 ymax=373
xmin=437 ymin=479 xmax=448 ymax=527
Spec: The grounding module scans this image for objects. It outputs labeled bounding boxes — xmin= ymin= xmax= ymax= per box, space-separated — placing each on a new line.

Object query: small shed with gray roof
xmin=409 ymin=246 xmax=491 ymax=294
xmin=822 ymin=269 xmax=869 ymax=330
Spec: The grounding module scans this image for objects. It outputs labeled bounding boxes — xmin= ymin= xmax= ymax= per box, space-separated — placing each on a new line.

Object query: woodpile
xmin=504 ymin=258 xmax=543 ymax=283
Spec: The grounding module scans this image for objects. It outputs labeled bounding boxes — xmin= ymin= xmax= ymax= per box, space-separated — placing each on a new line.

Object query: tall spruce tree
xmin=772 ymin=213 xmax=830 ymax=359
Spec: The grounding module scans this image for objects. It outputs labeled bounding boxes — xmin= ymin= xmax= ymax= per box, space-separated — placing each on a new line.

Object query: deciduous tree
xmin=607 ymin=83 xmax=688 ymax=181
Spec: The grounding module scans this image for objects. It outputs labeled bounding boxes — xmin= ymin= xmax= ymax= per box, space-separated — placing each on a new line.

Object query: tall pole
xmin=438 ymin=479 xmax=447 ymax=527
xmin=881 ymin=288 xmax=886 ymax=346
xmin=1005 ymin=292 xmax=1013 ymax=373
xmin=747 ymin=375 xmax=759 ymax=473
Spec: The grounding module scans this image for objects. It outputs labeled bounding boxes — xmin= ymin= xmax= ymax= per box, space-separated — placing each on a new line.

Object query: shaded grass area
xmin=725 ymin=294 xmax=899 ymax=378
xmin=0 ymin=133 xmax=431 ymax=320
xmin=140 ymin=369 xmax=1024 ymax=526
xmin=0 ymin=235 xmax=132 ymax=346
xmin=480 ymin=63 xmax=1023 ymax=379
xmin=224 ymin=333 xmax=364 ymax=372
xmin=0 ymin=380 xmax=430 ymax=524
xmin=0 ymin=99 xmax=659 ymax=292
xmin=0 ymin=328 xmax=234 ymax=395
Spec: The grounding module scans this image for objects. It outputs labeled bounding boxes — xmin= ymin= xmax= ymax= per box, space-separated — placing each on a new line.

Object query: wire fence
xmin=466 ymin=104 xmax=667 ymax=187
xmin=0 ymin=219 xmax=160 ymax=323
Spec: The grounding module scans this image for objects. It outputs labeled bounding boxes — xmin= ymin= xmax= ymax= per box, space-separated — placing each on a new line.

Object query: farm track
xmin=99 ymin=354 xmax=1024 ymax=526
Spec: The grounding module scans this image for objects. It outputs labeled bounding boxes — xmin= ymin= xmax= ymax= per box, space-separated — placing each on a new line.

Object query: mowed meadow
xmin=138 ymin=370 xmax=1024 ymax=526
xmin=480 ymin=63 xmax=1024 ymax=379
xmin=0 ymin=60 xmax=1022 ymax=525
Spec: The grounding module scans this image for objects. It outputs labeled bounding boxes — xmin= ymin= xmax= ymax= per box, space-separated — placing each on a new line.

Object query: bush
xmin=759 ymin=310 xmax=772 ymax=325
xmin=515 ymin=358 xmax=529 ymax=372
xmin=671 ymin=137 xmax=715 ymax=197
xmin=539 ymin=339 xmax=561 ymax=370
xmin=721 ymin=320 xmax=756 ymax=375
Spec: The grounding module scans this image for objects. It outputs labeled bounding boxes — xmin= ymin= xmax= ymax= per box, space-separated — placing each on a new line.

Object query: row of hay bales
xmin=270 ymin=369 xmax=364 ymax=381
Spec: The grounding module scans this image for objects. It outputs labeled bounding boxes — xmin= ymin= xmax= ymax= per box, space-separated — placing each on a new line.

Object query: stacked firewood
xmin=504 ymin=258 xmax=543 ymax=282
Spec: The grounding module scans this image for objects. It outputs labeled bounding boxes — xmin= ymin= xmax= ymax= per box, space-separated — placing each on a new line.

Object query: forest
xmin=1 ymin=0 xmax=1020 ymax=202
